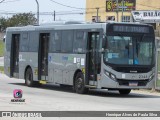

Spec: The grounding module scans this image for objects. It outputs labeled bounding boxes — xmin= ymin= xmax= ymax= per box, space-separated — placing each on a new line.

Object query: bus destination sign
xmin=113 ymin=25 xmax=150 ymax=33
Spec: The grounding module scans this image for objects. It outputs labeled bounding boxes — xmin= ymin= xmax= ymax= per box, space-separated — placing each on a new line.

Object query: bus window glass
xmin=73 ymin=31 xmax=86 ymax=53
xmin=6 ymin=32 xmax=12 ymax=51
xmin=104 ymin=35 xmax=154 ymax=65
xmin=20 ymin=33 xmax=29 ymax=52
xmin=50 ymin=31 xmax=61 ymax=52
xmin=28 ymin=32 xmax=38 ymax=52
xmin=61 ymin=30 xmax=74 ymax=53
xmin=136 ymin=37 xmax=154 ymax=65
xmin=104 ymin=36 xmax=131 ymax=65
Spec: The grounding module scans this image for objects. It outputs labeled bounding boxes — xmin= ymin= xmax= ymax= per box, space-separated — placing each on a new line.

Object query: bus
xmin=4 ymin=21 xmax=156 ymax=95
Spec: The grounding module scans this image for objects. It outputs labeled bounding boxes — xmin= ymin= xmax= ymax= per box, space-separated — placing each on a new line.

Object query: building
xmin=85 ymin=0 xmax=160 ymax=28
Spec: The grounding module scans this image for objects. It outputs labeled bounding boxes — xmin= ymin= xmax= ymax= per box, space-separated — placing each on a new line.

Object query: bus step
xmin=85 ymin=85 xmax=96 ymax=89
xmin=39 ymin=80 xmax=47 ymax=84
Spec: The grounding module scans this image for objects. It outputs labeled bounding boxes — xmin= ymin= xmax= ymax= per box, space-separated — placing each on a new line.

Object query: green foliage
xmin=0 ymin=17 xmax=7 ymax=32
xmin=8 ymin=13 xmax=37 ymax=27
xmin=0 ymin=40 xmax=4 ymax=57
xmin=0 ymin=66 xmax=4 ymax=73
xmin=0 ymin=13 xmax=37 ymax=32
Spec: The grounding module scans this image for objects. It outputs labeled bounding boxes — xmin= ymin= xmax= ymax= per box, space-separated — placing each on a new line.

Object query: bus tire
xmin=119 ymin=89 xmax=131 ymax=95
xmin=74 ymin=72 xmax=88 ymax=94
xmin=25 ymin=68 xmax=35 ymax=87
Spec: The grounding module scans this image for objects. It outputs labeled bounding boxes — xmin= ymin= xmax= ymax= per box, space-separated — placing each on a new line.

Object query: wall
xmin=86 ymin=0 xmax=160 ymax=22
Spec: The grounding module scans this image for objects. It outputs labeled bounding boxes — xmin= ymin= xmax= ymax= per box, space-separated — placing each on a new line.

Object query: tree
xmin=0 ymin=13 xmax=37 ymax=32
xmin=0 ymin=17 xmax=7 ymax=32
xmin=8 ymin=13 xmax=37 ymax=27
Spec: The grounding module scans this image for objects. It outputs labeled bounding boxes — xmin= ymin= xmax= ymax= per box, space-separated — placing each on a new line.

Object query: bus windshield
xmin=103 ymin=35 xmax=155 ymax=66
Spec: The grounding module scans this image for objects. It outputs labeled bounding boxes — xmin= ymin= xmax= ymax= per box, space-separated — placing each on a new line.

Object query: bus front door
xmin=38 ymin=33 xmax=50 ymax=80
xmin=10 ymin=34 xmax=20 ymax=78
xmin=86 ymin=32 xmax=101 ymax=85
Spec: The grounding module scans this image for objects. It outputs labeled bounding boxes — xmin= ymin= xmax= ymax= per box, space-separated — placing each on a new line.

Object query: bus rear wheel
xmin=25 ymin=68 xmax=40 ymax=87
xmin=74 ymin=72 xmax=88 ymax=94
xmin=119 ymin=89 xmax=131 ymax=95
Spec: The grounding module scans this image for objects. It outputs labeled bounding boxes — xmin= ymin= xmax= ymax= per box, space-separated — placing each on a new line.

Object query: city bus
xmin=4 ymin=21 xmax=155 ymax=95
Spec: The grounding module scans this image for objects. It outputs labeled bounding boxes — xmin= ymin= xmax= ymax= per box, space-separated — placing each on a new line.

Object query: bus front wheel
xmin=74 ymin=72 xmax=88 ymax=94
xmin=119 ymin=89 xmax=131 ymax=95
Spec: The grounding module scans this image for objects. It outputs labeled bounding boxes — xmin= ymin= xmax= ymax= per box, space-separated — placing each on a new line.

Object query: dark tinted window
xmin=28 ymin=32 xmax=39 ymax=52
xmin=50 ymin=31 xmax=61 ymax=52
xmin=73 ymin=31 xmax=86 ymax=53
xmin=61 ymin=30 xmax=74 ymax=53
xmin=20 ymin=33 xmax=29 ymax=52
xmin=6 ymin=32 xmax=12 ymax=51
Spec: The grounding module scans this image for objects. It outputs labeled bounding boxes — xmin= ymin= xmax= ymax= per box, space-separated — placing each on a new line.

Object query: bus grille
xmin=117 ymin=79 xmax=149 ymax=86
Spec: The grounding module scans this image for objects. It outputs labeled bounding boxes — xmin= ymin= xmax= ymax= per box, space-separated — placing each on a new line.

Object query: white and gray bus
xmin=4 ymin=22 xmax=155 ymax=94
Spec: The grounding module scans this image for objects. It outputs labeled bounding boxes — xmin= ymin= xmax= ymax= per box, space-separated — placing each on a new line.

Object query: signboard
xmin=132 ymin=11 xmax=160 ymax=23
xmin=113 ymin=25 xmax=149 ymax=33
xmin=106 ymin=0 xmax=136 ymax=12
xmin=106 ymin=24 xmax=154 ymax=34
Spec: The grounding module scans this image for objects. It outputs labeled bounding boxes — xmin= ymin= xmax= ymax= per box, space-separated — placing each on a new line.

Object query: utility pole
xmin=122 ymin=0 xmax=124 ymax=22
xmin=35 ymin=0 xmax=39 ymax=25
xmin=96 ymin=7 xmax=99 ymax=22
xmin=116 ymin=0 xmax=119 ymax=22
xmin=53 ymin=11 xmax=55 ymax=21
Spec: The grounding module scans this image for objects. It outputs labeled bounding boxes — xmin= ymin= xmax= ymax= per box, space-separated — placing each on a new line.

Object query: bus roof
xmin=6 ymin=21 xmax=152 ymax=32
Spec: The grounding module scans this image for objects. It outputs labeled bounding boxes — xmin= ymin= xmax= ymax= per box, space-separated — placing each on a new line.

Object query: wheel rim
xmin=75 ymin=77 xmax=83 ymax=91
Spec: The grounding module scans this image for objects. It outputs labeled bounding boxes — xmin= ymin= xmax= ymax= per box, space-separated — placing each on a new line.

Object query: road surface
xmin=0 ymin=57 xmax=4 ymax=66
xmin=0 ymin=73 xmax=160 ymax=120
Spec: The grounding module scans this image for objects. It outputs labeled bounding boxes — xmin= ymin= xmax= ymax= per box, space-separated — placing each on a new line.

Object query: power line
xmin=49 ymin=0 xmax=85 ymax=10
xmin=2 ymin=0 xmax=21 ymax=3
xmin=49 ymin=0 xmax=105 ymax=10
xmin=0 ymin=0 xmax=5 ymax=3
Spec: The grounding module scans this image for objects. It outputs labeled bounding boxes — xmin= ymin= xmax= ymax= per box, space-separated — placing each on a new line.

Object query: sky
xmin=0 ymin=0 xmax=86 ymax=23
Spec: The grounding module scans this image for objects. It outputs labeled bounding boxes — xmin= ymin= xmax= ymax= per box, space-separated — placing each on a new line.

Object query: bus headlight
xmin=104 ymin=69 xmax=116 ymax=80
xmin=110 ymin=74 xmax=116 ymax=80
xmin=105 ymin=70 xmax=110 ymax=76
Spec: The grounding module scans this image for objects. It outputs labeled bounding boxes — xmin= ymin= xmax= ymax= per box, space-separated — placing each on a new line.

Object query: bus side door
xmin=10 ymin=34 xmax=20 ymax=78
xmin=38 ymin=33 xmax=50 ymax=80
xmin=86 ymin=32 xmax=101 ymax=84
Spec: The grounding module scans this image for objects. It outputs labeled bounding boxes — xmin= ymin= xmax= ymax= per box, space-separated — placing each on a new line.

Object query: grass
xmin=158 ymin=53 xmax=160 ymax=71
xmin=156 ymin=79 xmax=160 ymax=87
xmin=0 ymin=40 xmax=4 ymax=57
xmin=0 ymin=66 xmax=4 ymax=73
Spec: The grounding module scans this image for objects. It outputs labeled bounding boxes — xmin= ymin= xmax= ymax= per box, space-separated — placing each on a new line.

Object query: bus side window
xmin=50 ymin=31 xmax=61 ymax=52
xmin=61 ymin=30 xmax=74 ymax=53
xmin=20 ymin=33 xmax=29 ymax=52
xmin=28 ymin=32 xmax=39 ymax=52
xmin=73 ymin=31 xmax=86 ymax=53
xmin=6 ymin=32 xmax=12 ymax=52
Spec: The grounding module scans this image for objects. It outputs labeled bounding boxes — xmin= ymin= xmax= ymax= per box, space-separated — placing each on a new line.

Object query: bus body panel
xmin=4 ymin=51 xmax=10 ymax=77
xmin=98 ymin=56 xmax=155 ymax=89
xmin=48 ymin=53 xmax=86 ymax=85
xmin=19 ymin=52 xmax=38 ymax=81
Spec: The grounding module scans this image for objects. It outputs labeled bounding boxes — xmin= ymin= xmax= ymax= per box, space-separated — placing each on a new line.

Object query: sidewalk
xmin=0 ymin=57 xmax=4 ymax=66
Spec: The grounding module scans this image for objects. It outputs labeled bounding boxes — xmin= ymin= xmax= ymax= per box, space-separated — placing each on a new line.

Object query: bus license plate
xmin=129 ymin=82 xmax=138 ymax=86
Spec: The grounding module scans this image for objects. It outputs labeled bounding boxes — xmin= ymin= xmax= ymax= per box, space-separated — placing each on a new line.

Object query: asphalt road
xmin=0 ymin=73 xmax=160 ymax=120
xmin=0 ymin=73 xmax=160 ymax=111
